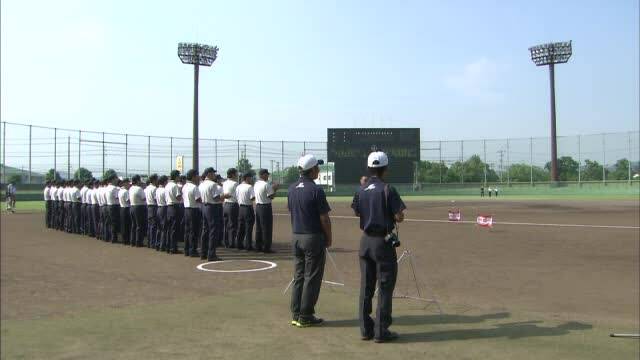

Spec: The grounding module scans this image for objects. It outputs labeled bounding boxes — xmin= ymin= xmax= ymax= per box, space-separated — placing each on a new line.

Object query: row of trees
xmin=32 ymin=155 xmax=635 ymax=186
xmin=416 ymin=156 xmax=637 ymax=184
xmin=44 ymin=168 xmax=117 ymax=183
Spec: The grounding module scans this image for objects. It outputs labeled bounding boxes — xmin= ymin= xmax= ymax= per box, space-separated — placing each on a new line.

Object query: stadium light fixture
xmin=528 ymin=41 xmax=572 ymax=182
xmin=178 ymin=42 xmax=219 ymax=172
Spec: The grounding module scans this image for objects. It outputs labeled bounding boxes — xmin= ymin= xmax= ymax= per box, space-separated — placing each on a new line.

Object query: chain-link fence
xmin=1 ymin=121 xmax=638 ymax=189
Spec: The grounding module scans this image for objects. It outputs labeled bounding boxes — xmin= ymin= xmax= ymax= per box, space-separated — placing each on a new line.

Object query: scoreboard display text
xmin=327 ymin=128 xmax=420 ymax=184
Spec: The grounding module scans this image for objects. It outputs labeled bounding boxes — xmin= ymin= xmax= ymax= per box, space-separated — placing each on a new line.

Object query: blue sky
xmin=1 ymin=0 xmax=638 ymax=142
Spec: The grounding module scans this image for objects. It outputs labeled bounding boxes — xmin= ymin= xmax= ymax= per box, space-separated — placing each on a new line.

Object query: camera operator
xmin=351 ymin=151 xmax=406 ymax=343
xmin=288 ymin=154 xmax=332 ymax=328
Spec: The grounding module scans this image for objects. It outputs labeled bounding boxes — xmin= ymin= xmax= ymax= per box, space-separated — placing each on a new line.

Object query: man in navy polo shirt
xmin=351 ymin=151 xmax=406 ymax=343
xmin=288 ymin=154 xmax=332 ymax=328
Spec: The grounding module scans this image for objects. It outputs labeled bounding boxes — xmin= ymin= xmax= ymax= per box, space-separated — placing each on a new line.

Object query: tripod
xmin=378 ymin=249 xmax=443 ymax=314
xmin=283 ymin=248 xmax=345 ymax=294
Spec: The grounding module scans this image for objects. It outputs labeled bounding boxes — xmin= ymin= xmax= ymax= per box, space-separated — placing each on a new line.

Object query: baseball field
xmin=1 ymin=197 xmax=638 ymax=359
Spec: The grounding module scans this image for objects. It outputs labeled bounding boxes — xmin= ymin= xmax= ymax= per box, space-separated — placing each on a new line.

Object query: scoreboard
xmin=327 ymin=128 xmax=420 ymax=184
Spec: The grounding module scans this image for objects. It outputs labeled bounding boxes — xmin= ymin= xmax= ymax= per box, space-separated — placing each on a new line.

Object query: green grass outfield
xmin=5 ymin=192 xmax=639 ymax=214
xmin=1 ymin=288 xmax=637 ymax=360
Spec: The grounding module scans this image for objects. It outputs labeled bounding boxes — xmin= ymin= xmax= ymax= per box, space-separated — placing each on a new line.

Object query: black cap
xmin=259 ymin=169 xmax=270 ymax=176
xmin=203 ymin=167 xmax=216 ymax=177
xmin=227 ymin=168 xmax=238 ymax=177
xmin=186 ymin=169 xmax=199 ymax=180
xmin=242 ymin=171 xmax=254 ymax=179
xmin=170 ymin=170 xmax=181 ymax=180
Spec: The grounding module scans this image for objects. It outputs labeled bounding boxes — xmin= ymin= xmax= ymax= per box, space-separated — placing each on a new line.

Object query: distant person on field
xmin=480 ymin=186 xmax=484 ymax=198
xmin=6 ymin=182 xmax=16 ymax=213
xmin=488 ymin=187 xmax=492 ymax=198
xmin=494 ymin=186 xmax=499 ymax=197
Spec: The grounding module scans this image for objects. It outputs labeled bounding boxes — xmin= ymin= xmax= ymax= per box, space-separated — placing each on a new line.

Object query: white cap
xmin=297 ymin=154 xmax=324 ymax=171
xmin=367 ymin=151 xmax=389 ymax=168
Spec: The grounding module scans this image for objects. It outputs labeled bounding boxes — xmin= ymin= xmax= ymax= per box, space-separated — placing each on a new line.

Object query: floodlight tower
xmin=178 ymin=42 xmax=219 ymax=172
xmin=528 ymin=41 xmax=572 ymax=182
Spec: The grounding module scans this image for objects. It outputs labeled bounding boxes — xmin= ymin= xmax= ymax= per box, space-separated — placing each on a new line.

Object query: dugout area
xmin=1 ymin=199 xmax=638 ymax=359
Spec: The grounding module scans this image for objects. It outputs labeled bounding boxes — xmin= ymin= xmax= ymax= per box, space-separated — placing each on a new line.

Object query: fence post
xmin=629 ymin=131 xmax=632 ymax=185
xmin=259 ymin=140 xmax=262 ymax=169
xmin=125 ymin=134 xmax=128 ymax=178
xmin=170 ymin=137 xmax=173 ymax=172
xmin=78 ymin=130 xmax=81 ymax=171
xmin=281 ymin=141 xmax=284 ymax=182
xmin=483 ymin=139 xmax=487 ymax=185
xmin=1 ymin=122 xmax=4 ymax=184
xmin=602 ymin=133 xmax=606 ymax=184
xmin=577 ymin=135 xmax=581 ymax=183
xmin=460 ymin=140 xmax=464 ymax=184
xmin=214 ymin=139 xmax=218 ymax=170
xmin=102 ymin=132 xmax=105 ymax=176
xmin=28 ymin=125 xmax=32 ymax=184
xmin=237 ymin=140 xmax=240 ymax=165
xmin=506 ymin=139 xmax=510 ymax=185
xmin=529 ymin=137 xmax=533 ymax=185
xmin=147 ymin=136 xmax=151 ymax=176
xmin=54 ymin=127 xmax=57 ymax=179
xmin=68 ymin=136 xmax=71 ymax=179
xmin=439 ymin=140 xmax=442 ymax=184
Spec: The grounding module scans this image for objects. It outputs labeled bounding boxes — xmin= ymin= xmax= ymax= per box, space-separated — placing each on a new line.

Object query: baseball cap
xmin=259 ymin=169 xmax=270 ymax=176
xmin=367 ymin=151 xmax=389 ymax=168
xmin=202 ymin=167 xmax=216 ymax=177
xmin=297 ymin=154 xmax=324 ymax=171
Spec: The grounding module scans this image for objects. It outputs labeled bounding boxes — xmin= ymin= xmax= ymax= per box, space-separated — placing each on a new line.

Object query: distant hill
xmin=1 ymin=164 xmax=45 ymax=184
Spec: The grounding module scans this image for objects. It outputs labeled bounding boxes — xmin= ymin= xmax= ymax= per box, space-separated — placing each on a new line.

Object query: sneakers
xmin=374 ymin=331 xmax=399 ymax=343
xmin=296 ymin=316 xmax=324 ymax=328
xmin=290 ymin=319 xmax=300 ymax=327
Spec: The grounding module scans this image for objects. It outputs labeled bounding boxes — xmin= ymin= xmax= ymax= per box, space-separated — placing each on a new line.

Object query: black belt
xmin=256 ymin=203 xmax=272 ymax=206
xmin=239 ymin=204 xmax=252 ymax=207
xmin=365 ymin=230 xmax=387 ymax=237
xmin=205 ymin=203 xmax=222 ymax=206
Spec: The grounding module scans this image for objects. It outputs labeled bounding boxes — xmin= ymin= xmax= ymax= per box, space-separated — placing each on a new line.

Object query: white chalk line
xmin=274 ymin=213 xmax=640 ymax=230
xmin=196 ymin=260 xmax=278 ymax=273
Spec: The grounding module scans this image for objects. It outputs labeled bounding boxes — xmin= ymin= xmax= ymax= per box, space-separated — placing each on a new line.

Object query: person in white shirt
xmin=118 ymin=179 xmax=132 ymax=245
xmin=63 ymin=182 xmax=72 ymax=232
xmin=155 ymin=176 xmax=168 ymax=251
xmin=144 ymin=174 xmax=159 ymax=249
xmin=198 ymin=173 xmax=209 ymax=258
xmin=236 ymin=172 xmax=256 ymax=251
xmin=199 ymin=167 xmax=224 ymax=261
xmin=182 ymin=169 xmax=202 ymax=257
xmin=70 ymin=180 xmax=82 ymax=234
xmin=128 ymin=175 xmax=147 ymax=247
xmin=222 ymin=168 xmax=240 ymax=249
xmin=163 ymin=170 xmax=183 ymax=254
xmin=6 ymin=182 xmax=16 ymax=213
xmin=79 ymin=182 xmax=89 ymax=235
xmin=56 ymin=183 xmax=65 ymax=230
xmin=44 ymin=182 xmax=53 ymax=228
xmin=89 ymin=180 xmax=100 ymax=238
xmin=104 ymin=176 xmax=120 ymax=243
xmin=47 ymin=182 xmax=56 ymax=228
xmin=97 ymin=181 xmax=107 ymax=240
xmin=254 ymin=169 xmax=280 ymax=253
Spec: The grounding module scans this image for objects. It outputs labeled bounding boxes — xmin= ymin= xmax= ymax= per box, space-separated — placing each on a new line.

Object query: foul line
xmin=274 ymin=213 xmax=640 ymax=230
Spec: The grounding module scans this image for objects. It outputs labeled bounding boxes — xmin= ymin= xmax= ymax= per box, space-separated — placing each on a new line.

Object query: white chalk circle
xmin=196 ymin=260 xmax=278 ymax=273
